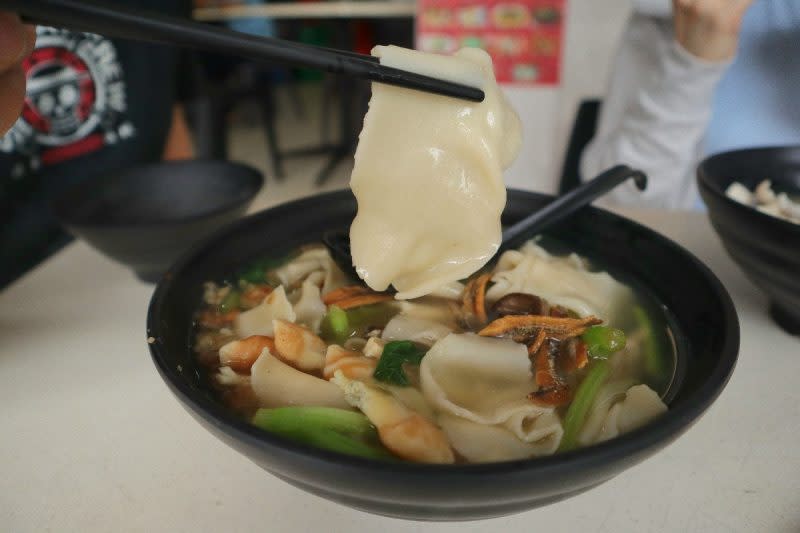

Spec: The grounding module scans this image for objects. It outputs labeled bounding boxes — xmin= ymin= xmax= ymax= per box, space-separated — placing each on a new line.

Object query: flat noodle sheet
xmin=486 ymin=241 xmax=632 ymax=320
xmin=420 ymin=333 xmax=562 ymax=449
xmin=350 ymin=46 xmax=522 ymax=299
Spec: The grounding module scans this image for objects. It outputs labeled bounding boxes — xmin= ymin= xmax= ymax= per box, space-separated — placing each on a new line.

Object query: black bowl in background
xmin=698 ymin=146 xmax=800 ymax=335
xmin=53 ymin=159 xmax=263 ymax=282
xmin=146 ymin=189 xmax=739 ymax=521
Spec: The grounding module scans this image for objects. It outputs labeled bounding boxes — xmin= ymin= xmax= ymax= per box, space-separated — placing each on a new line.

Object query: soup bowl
xmin=146 ymin=189 xmax=739 ymax=521
xmin=53 ymin=159 xmax=263 ymax=282
xmin=697 ymin=146 xmax=800 ymax=335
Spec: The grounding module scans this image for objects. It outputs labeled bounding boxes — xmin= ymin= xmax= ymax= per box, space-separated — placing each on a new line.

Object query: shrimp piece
xmin=323 ymin=285 xmax=394 ymax=309
xmin=240 ymin=284 xmax=274 ymax=309
xmin=272 ymin=319 xmax=326 ymax=371
xmin=219 ymin=335 xmax=275 ymax=372
xmin=323 ymin=345 xmax=377 ymax=380
xmin=332 ymin=372 xmax=454 ymax=464
xmin=197 ymin=309 xmax=240 ymax=328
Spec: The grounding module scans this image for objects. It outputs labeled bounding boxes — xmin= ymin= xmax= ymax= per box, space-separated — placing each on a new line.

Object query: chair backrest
xmin=558 ymin=99 xmax=602 ymax=195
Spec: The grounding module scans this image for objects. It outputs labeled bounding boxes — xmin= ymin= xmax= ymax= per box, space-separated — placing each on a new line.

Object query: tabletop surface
xmin=1 ymin=206 xmax=798 ymax=532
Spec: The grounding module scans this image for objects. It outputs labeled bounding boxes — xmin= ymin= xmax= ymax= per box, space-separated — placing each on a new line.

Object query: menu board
xmin=415 ymin=0 xmax=566 ymax=86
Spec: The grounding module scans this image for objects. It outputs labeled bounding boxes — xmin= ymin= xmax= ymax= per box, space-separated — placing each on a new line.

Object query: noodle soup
xmin=192 ymin=240 xmax=676 ymax=464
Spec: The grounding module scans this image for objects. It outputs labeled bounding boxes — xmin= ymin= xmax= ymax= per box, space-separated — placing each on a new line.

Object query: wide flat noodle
xmin=250 ymin=348 xmax=348 ymax=409
xmin=486 ymin=241 xmax=631 ymax=320
xmin=235 ymin=285 xmax=295 ymax=337
xmin=381 ymin=315 xmax=453 ymax=346
xmin=273 ymin=247 xmax=347 ymax=295
xmin=350 ymin=46 xmax=522 ymax=300
xmin=438 ymin=414 xmax=558 ymax=462
xmin=420 ymin=333 xmax=562 ymax=446
xmin=579 ymin=384 xmax=667 ymax=445
xmin=293 ymin=271 xmax=327 ymax=333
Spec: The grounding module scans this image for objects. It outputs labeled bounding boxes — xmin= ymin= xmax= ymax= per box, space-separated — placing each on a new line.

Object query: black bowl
xmin=147 ymin=190 xmax=739 ymax=521
xmin=698 ymin=146 xmax=800 ymax=335
xmin=53 ymin=160 xmax=263 ymax=282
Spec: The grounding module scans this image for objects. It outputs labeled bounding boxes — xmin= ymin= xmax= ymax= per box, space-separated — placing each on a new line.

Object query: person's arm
xmin=162 ymin=104 xmax=195 ymax=160
xmin=581 ymin=0 xmax=753 ymax=209
xmin=0 ymin=12 xmax=35 ymax=136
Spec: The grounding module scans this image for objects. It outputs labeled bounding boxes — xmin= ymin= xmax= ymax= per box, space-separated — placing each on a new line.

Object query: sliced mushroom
xmin=492 ymin=293 xmax=547 ymax=317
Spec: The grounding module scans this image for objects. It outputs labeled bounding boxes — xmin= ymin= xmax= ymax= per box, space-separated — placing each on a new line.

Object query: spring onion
xmin=582 ymin=326 xmax=626 ymax=360
xmin=219 ymin=289 xmax=241 ymax=313
xmin=320 ymin=305 xmax=350 ymax=344
xmin=558 ymin=360 xmax=611 ymax=452
xmin=252 ymin=406 xmax=393 ymax=460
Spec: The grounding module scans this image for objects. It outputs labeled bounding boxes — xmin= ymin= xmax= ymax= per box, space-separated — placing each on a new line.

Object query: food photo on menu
xmin=0 ymin=0 xmax=798 ymax=531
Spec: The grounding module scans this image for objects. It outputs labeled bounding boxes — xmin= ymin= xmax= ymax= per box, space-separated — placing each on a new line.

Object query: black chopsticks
xmin=2 ymin=0 xmax=485 ymax=102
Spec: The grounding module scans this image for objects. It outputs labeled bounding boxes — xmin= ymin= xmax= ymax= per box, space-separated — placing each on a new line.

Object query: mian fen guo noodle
xmin=192 ymin=46 xmax=674 ymax=464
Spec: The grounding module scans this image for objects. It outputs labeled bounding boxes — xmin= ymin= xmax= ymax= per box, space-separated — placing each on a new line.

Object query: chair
xmin=558 ymin=99 xmax=602 ymax=195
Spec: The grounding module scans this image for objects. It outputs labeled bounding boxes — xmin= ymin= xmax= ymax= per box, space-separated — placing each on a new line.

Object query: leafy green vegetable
xmin=219 ymin=289 xmax=240 ymax=313
xmin=632 ymin=306 xmax=665 ymax=379
xmin=320 ymin=305 xmax=350 ymax=344
xmin=373 ymin=341 xmax=426 ymax=387
xmin=558 ymin=360 xmax=611 ymax=452
xmin=238 ymin=264 xmax=267 ymax=284
xmin=251 ymin=407 xmax=394 ymax=460
xmin=582 ymin=326 xmax=626 ymax=360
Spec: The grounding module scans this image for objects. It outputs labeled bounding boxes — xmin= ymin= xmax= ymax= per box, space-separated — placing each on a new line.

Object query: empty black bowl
xmin=146 ymin=189 xmax=739 ymax=521
xmin=698 ymin=146 xmax=800 ymax=335
xmin=53 ymin=159 xmax=263 ymax=282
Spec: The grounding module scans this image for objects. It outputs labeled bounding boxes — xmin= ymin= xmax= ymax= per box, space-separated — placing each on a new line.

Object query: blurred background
xmin=185 ymin=0 xmax=631 ymax=211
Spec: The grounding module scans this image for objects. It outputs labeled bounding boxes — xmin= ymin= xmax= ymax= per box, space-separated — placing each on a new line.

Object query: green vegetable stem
xmin=558 ymin=360 xmax=611 ymax=452
xmin=251 ymin=406 xmax=393 ymax=460
xmin=582 ymin=326 xmax=626 ymax=359
xmin=320 ymin=305 xmax=350 ymax=344
xmin=320 ymin=303 xmax=398 ymax=344
xmin=373 ymin=341 xmax=426 ymax=387
xmin=632 ymin=306 xmax=665 ymax=379
xmin=219 ymin=289 xmax=241 ymax=313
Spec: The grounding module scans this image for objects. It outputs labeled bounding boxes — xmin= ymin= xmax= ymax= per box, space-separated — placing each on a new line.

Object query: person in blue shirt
xmin=581 ymin=0 xmax=800 ymax=209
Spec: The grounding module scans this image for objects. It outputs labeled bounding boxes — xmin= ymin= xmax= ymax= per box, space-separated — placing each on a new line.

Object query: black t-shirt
xmin=0 ymin=0 xmax=191 ymax=287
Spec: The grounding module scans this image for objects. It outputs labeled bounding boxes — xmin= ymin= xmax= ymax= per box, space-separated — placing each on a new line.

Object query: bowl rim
xmin=697 ymin=146 xmax=800 ymax=233
xmin=52 ymin=159 xmax=264 ymax=230
xmin=147 ymin=189 xmax=740 ymax=477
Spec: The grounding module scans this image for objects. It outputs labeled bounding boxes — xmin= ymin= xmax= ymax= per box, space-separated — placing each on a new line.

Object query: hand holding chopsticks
xmin=0 ymin=0 xmax=485 ymax=102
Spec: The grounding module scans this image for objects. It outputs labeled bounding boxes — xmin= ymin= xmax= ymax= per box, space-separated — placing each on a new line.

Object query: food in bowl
xmin=193 ymin=239 xmax=674 ymax=464
xmin=725 ymin=179 xmax=800 ymax=224
xmin=192 ymin=47 xmax=672 ymax=466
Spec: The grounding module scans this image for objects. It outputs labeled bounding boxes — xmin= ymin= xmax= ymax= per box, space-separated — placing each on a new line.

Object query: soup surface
xmin=192 ymin=240 xmax=675 ymax=464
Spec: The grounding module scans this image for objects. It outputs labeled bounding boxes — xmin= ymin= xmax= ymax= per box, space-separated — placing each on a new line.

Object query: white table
xmin=1 ymin=207 xmax=798 ymax=532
